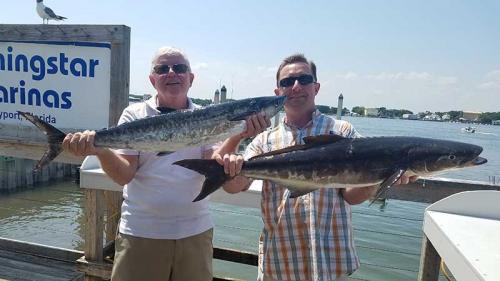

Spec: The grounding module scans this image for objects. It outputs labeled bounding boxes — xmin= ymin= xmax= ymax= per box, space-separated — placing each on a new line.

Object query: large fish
xmin=19 ymin=96 xmax=286 ymax=171
xmin=174 ymin=135 xmax=487 ymax=202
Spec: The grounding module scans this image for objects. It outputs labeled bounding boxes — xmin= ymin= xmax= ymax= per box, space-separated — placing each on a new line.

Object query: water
xmin=0 ymin=181 xmax=85 ymax=249
xmin=1 ymin=117 xmax=499 ymax=280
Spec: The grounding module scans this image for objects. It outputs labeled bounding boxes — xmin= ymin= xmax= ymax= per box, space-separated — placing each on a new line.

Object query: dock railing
xmin=78 ymin=156 xmax=500 ymax=281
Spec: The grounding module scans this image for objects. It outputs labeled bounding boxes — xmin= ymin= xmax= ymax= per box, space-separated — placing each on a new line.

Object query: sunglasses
xmin=153 ymin=64 xmax=189 ymax=75
xmin=279 ymin=74 xmax=315 ymax=88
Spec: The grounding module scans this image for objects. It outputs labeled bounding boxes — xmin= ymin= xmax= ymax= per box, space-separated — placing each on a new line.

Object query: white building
xmin=462 ymin=111 xmax=482 ymax=121
xmin=364 ymin=108 xmax=379 ymax=117
xmin=402 ymin=114 xmax=419 ymax=120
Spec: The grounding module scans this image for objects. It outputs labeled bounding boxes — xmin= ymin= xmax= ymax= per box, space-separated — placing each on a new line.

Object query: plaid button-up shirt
xmin=244 ymin=110 xmax=361 ymax=281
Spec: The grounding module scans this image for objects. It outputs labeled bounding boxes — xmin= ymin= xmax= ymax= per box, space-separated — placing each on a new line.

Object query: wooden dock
xmin=0 ymin=237 xmax=83 ymax=281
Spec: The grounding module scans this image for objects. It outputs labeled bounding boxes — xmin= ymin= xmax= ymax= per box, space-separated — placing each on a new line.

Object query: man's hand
xmin=213 ymin=153 xmax=251 ymax=193
xmin=62 ymin=130 xmax=105 ymax=157
xmin=239 ymin=112 xmax=271 ymax=139
xmin=394 ymin=173 xmax=418 ymax=185
xmin=213 ymin=153 xmax=244 ymax=177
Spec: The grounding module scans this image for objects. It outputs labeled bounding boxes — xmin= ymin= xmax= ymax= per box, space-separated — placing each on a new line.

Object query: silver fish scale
xmin=93 ymin=112 xmax=243 ymax=152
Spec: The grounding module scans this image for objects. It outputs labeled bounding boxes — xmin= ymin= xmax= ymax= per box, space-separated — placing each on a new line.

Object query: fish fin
xmin=18 ymin=111 xmax=66 ymax=172
xmin=249 ymin=134 xmax=347 ymax=160
xmin=368 ymin=168 xmax=406 ymax=207
xmin=156 ymin=151 xmax=172 ymax=156
xmin=249 ymin=144 xmax=310 ymax=160
xmin=173 ymin=159 xmax=230 ymax=202
xmin=288 ymin=187 xmax=318 ymax=198
xmin=303 ymin=134 xmax=346 ymax=145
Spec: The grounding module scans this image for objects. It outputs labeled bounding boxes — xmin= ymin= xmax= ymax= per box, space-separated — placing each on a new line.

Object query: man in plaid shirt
xmin=214 ymin=54 xmax=416 ymax=281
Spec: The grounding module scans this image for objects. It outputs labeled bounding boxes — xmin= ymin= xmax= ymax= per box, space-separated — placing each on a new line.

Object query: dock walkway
xmin=0 ymin=238 xmax=83 ymax=281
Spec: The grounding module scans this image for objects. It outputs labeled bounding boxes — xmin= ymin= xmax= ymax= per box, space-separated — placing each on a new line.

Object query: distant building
xmin=129 ymin=93 xmax=151 ymax=103
xmin=336 ymin=94 xmax=343 ymax=120
xmin=441 ymin=114 xmax=451 ymax=121
xmin=462 ymin=111 xmax=482 ymax=121
xmin=402 ymin=114 xmax=419 ymax=120
xmin=220 ymin=85 xmax=227 ymax=102
xmin=422 ymin=114 xmax=441 ymax=121
xmin=213 ymin=89 xmax=220 ymax=104
xmin=364 ymin=108 xmax=379 ymax=117
xmin=493 ymin=120 xmax=500 ymax=125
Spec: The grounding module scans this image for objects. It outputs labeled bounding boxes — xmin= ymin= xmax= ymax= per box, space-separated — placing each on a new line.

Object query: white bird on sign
xmin=36 ymin=0 xmax=67 ymax=24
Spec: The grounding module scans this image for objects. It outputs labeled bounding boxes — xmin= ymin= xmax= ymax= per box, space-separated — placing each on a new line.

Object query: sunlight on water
xmin=0 ymin=181 xmax=84 ymax=250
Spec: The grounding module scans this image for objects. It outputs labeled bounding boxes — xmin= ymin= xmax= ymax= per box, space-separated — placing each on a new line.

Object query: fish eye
xmin=448 ymin=155 xmax=456 ymax=160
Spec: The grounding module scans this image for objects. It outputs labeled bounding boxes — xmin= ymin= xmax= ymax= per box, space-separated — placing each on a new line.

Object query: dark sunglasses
xmin=153 ymin=64 xmax=189 ymax=75
xmin=279 ymin=74 xmax=315 ymax=88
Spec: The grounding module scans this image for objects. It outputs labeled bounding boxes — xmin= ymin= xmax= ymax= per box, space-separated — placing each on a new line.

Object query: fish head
xmin=227 ymin=96 xmax=286 ymax=121
xmin=408 ymin=140 xmax=487 ymax=175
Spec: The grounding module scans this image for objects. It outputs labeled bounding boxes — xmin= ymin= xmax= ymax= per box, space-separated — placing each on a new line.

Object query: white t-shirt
xmin=117 ymin=95 xmax=214 ymax=239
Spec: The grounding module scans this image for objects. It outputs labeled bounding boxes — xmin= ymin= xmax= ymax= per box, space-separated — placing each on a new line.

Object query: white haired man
xmin=62 ymin=46 xmax=270 ymax=281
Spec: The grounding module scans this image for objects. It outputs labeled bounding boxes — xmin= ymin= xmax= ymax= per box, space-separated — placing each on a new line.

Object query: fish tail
xmin=18 ymin=111 xmax=66 ymax=172
xmin=173 ymin=159 xmax=230 ymax=202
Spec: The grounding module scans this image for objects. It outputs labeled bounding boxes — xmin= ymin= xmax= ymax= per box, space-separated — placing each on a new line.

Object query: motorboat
xmin=461 ymin=126 xmax=476 ymax=133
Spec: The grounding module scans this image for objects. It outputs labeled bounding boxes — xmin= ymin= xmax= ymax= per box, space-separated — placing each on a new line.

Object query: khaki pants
xmin=111 ymin=229 xmax=213 ymax=281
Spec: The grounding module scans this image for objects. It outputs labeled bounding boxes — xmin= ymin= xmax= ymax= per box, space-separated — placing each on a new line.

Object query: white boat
xmin=461 ymin=126 xmax=476 ymax=133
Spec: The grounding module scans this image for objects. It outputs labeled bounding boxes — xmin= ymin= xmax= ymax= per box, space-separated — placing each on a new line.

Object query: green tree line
xmin=316 ymin=105 xmax=350 ymax=115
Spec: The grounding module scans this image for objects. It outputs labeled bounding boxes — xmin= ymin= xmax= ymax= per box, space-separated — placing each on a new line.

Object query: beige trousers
xmin=111 ymin=229 xmax=213 ymax=281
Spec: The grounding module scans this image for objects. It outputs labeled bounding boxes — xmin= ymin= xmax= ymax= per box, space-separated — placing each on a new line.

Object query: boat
xmin=461 ymin=126 xmax=476 ymax=133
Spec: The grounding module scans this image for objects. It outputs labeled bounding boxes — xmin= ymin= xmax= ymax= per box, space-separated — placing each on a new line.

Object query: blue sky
xmin=3 ymin=0 xmax=499 ymax=112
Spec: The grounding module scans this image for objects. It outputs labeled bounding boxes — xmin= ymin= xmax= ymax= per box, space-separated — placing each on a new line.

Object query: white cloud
xmin=436 ymin=76 xmax=458 ymax=86
xmin=319 ymin=70 xmax=474 ymax=112
xmin=192 ymin=62 xmax=209 ymax=70
xmin=257 ymin=66 xmax=278 ymax=78
xmin=477 ymin=70 xmax=500 ymax=90
xmin=364 ymin=72 xmax=431 ymax=81
xmin=485 ymin=70 xmax=500 ymax=80
xmin=256 ymin=66 xmax=277 ymax=72
xmin=478 ymin=81 xmax=500 ymax=90
xmin=335 ymin=72 xmax=359 ymax=80
xmin=267 ymin=66 xmax=278 ymax=73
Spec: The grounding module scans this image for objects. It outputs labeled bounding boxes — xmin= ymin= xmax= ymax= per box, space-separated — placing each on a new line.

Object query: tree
xmin=191 ymin=98 xmax=212 ymax=106
xmin=316 ymin=105 xmax=337 ymax=115
xmin=479 ymin=112 xmax=500 ymax=124
xmin=352 ymin=106 xmax=365 ymax=116
xmin=448 ymin=111 xmax=463 ymax=121
xmin=378 ymin=107 xmax=387 ymax=117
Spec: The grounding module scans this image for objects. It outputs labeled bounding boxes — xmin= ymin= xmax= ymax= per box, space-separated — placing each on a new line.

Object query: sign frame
xmin=0 ymin=24 xmax=130 ymax=164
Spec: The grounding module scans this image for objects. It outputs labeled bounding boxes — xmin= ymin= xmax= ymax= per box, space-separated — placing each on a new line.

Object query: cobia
xmin=174 ymin=135 xmax=487 ymax=202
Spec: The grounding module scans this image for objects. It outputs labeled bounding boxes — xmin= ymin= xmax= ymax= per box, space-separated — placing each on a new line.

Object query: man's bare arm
xmin=63 ymin=130 xmax=138 ymax=186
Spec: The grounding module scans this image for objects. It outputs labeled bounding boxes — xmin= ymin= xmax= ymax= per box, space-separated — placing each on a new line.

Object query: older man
xmin=63 ymin=46 xmax=269 ymax=281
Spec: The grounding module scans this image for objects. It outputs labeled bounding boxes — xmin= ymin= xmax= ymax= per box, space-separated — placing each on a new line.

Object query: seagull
xmin=36 ymin=0 xmax=67 ymax=24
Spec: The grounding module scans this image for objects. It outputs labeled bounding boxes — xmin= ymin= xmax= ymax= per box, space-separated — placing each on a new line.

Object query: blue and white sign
xmin=0 ymin=41 xmax=111 ymax=129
